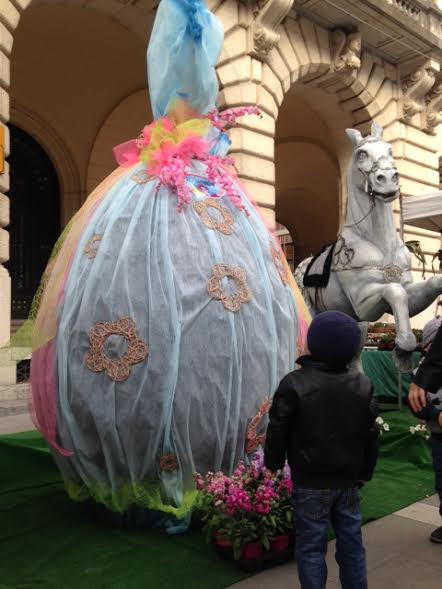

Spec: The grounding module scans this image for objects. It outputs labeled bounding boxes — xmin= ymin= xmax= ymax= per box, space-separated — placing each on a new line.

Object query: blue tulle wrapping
xmin=147 ymin=0 xmax=223 ymax=118
xmin=45 ymin=0 xmax=301 ymax=524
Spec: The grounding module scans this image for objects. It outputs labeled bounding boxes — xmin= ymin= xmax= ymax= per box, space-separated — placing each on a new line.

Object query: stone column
xmin=0 ymin=0 xmax=22 ymax=384
xmin=0 ymin=130 xmax=14 ymax=384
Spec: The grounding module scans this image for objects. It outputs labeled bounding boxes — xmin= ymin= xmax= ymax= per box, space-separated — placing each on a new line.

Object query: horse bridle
xmin=344 ymin=155 xmax=400 ymax=229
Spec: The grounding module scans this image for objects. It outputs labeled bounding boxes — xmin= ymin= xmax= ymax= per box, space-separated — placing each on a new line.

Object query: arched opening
xmin=8 ymin=3 xmax=151 ymax=322
xmin=87 ymin=89 xmax=152 ymax=193
xmin=7 ymin=124 xmax=60 ymax=320
xmin=275 ymin=89 xmax=344 ymax=267
xmin=275 ymin=222 xmax=296 ymax=272
xmin=10 ymin=3 xmax=148 ymax=209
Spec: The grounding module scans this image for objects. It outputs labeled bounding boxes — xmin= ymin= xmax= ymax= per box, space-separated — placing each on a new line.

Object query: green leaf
xmin=233 ymin=538 xmax=242 ymax=561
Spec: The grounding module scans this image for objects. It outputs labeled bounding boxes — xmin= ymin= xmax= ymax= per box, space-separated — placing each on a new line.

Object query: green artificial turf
xmin=0 ymin=409 xmax=435 ymax=589
xmin=360 ymin=409 xmax=434 ymax=522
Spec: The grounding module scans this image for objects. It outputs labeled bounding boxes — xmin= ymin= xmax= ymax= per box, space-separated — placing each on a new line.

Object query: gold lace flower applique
xmin=160 ymin=454 xmax=178 ymax=472
xmin=85 ymin=316 xmax=148 ymax=382
xmin=245 ymin=397 xmax=272 ymax=454
xmin=207 ymin=263 xmax=252 ymax=312
xmin=193 ymin=198 xmax=234 ymax=235
xmin=84 ymin=235 xmax=102 ymax=259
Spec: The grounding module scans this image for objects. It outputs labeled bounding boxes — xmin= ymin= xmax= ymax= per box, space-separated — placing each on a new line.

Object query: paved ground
xmin=1 ymin=384 xmax=441 ymax=588
xmin=0 ymin=383 xmax=34 ymax=435
xmin=229 ymin=497 xmax=442 ymax=589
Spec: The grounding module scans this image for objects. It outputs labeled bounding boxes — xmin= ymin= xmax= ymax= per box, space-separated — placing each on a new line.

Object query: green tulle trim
xmin=64 ymin=480 xmax=200 ymax=518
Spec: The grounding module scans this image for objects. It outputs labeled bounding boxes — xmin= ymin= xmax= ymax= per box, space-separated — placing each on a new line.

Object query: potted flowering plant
xmin=195 ymin=451 xmax=293 ymax=561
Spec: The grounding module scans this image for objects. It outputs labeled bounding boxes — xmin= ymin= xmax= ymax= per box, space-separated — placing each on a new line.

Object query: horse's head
xmin=346 ymin=122 xmax=400 ymax=203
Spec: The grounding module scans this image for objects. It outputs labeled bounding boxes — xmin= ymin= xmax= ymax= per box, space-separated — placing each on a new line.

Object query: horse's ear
xmin=346 ymin=128 xmax=363 ymax=147
xmin=371 ymin=121 xmax=383 ymax=139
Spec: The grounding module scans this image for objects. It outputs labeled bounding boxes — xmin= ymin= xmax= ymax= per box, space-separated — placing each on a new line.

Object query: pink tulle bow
xmin=113 ymin=140 xmax=141 ymax=168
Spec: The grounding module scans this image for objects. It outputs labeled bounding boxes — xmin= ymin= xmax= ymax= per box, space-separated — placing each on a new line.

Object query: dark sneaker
xmin=430 ymin=527 xmax=442 ymax=543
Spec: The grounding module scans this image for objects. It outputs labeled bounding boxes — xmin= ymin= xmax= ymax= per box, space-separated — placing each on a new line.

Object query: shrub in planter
xmin=378 ymin=333 xmax=396 ymax=351
xmin=195 ymin=452 xmax=293 ymax=560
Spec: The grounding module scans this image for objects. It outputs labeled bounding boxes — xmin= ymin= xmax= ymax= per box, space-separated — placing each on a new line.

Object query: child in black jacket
xmin=265 ymin=311 xmax=379 ymax=589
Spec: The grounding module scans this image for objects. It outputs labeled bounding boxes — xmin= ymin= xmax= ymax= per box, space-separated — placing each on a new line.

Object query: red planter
xmin=269 ymin=534 xmax=290 ymax=552
xmin=241 ymin=541 xmax=263 ymax=560
xmin=214 ymin=534 xmax=232 ymax=550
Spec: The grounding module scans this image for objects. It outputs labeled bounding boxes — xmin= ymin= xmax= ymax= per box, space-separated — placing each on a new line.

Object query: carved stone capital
xmin=248 ymin=0 xmax=295 ymax=60
xmin=424 ymin=77 xmax=442 ymax=134
xmin=401 ymin=60 xmax=439 ymax=122
xmin=331 ymin=30 xmax=362 ymax=74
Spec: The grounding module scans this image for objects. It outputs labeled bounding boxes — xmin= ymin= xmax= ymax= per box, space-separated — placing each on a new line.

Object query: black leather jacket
xmin=264 ymin=356 xmax=379 ymax=489
xmin=414 ymin=322 xmax=442 ymax=393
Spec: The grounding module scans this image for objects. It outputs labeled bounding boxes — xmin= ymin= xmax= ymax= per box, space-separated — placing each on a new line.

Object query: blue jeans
xmin=431 ymin=436 xmax=442 ymax=517
xmin=293 ymin=487 xmax=367 ymax=589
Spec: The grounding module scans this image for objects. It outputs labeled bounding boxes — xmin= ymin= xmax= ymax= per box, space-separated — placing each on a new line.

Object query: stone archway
xmin=215 ymin=6 xmax=399 ymax=226
xmin=0 ymin=0 xmax=157 ymax=379
xmin=7 ymin=123 xmax=61 ymax=321
xmin=87 ymin=89 xmax=151 ymax=193
xmin=11 ymin=102 xmax=82 ymax=226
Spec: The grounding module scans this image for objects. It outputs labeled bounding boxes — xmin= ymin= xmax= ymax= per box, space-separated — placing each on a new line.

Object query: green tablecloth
xmin=361 ymin=350 xmax=420 ymax=400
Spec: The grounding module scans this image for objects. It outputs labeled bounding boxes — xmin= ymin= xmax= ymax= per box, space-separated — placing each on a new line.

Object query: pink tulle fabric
xmin=29 ymin=342 xmax=72 ymax=456
xmin=113 ymin=140 xmax=141 ymax=167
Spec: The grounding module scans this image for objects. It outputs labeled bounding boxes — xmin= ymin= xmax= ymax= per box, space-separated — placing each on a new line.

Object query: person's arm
xmin=358 ymin=392 xmax=379 ymax=483
xmin=264 ymin=375 xmax=297 ymax=472
xmin=412 ymin=323 xmax=442 ymax=403
xmin=429 ymin=412 xmax=442 ymax=428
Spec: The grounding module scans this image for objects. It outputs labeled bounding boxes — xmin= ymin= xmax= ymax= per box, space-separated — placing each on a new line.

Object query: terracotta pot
xmin=214 ymin=533 xmax=232 ymax=549
xmin=269 ymin=534 xmax=290 ymax=552
xmin=241 ymin=541 xmax=263 ymax=560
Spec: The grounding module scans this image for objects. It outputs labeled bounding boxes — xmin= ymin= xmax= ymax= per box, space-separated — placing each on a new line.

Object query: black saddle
xmin=303 ymin=242 xmax=336 ymax=288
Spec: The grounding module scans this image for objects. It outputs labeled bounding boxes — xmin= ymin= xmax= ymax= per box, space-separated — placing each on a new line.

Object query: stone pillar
xmin=0 ymin=135 xmax=14 ymax=383
xmin=0 ymin=0 xmax=19 ymax=383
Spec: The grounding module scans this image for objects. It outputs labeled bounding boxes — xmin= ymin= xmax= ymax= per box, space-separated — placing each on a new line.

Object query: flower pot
xmin=214 ymin=533 xmax=232 ymax=550
xmin=241 ymin=541 xmax=263 ymax=560
xmin=269 ymin=534 xmax=290 ymax=552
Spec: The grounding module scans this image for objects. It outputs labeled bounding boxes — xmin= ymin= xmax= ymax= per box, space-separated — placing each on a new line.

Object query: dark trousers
xmin=431 ymin=436 xmax=442 ymax=516
xmin=292 ymin=487 xmax=367 ymax=589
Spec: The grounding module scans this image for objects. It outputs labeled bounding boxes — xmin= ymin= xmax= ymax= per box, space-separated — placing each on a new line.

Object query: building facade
xmin=0 ymin=0 xmax=442 ymax=382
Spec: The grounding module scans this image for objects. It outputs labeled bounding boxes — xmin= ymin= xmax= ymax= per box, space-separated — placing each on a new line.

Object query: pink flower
xmin=279 ymin=477 xmax=293 ymax=494
xmin=226 ymin=485 xmax=252 ymax=515
xmin=283 ymin=463 xmax=291 ymax=480
xmin=233 ymin=462 xmax=245 ymax=477
xmin=203 ymin=156 xmax=248 ymax=215
xmin=149 ymin=136 xmax=210 ymax=211
xmin=194 ymin=473 xmax=205 ymax=491
xmin=208 ymin=106 xmax=261 ymax=130
xmin=254 ymin=483 xmax=278 ymax=514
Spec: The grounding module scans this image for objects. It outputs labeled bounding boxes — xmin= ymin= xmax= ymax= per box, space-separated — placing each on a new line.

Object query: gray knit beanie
xmin=422 ymin=318 xmax=442 ymax=349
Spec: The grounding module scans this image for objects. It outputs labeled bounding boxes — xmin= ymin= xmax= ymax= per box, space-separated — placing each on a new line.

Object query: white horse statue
xmin=296 ymin=122 xmax=442 ymax=371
